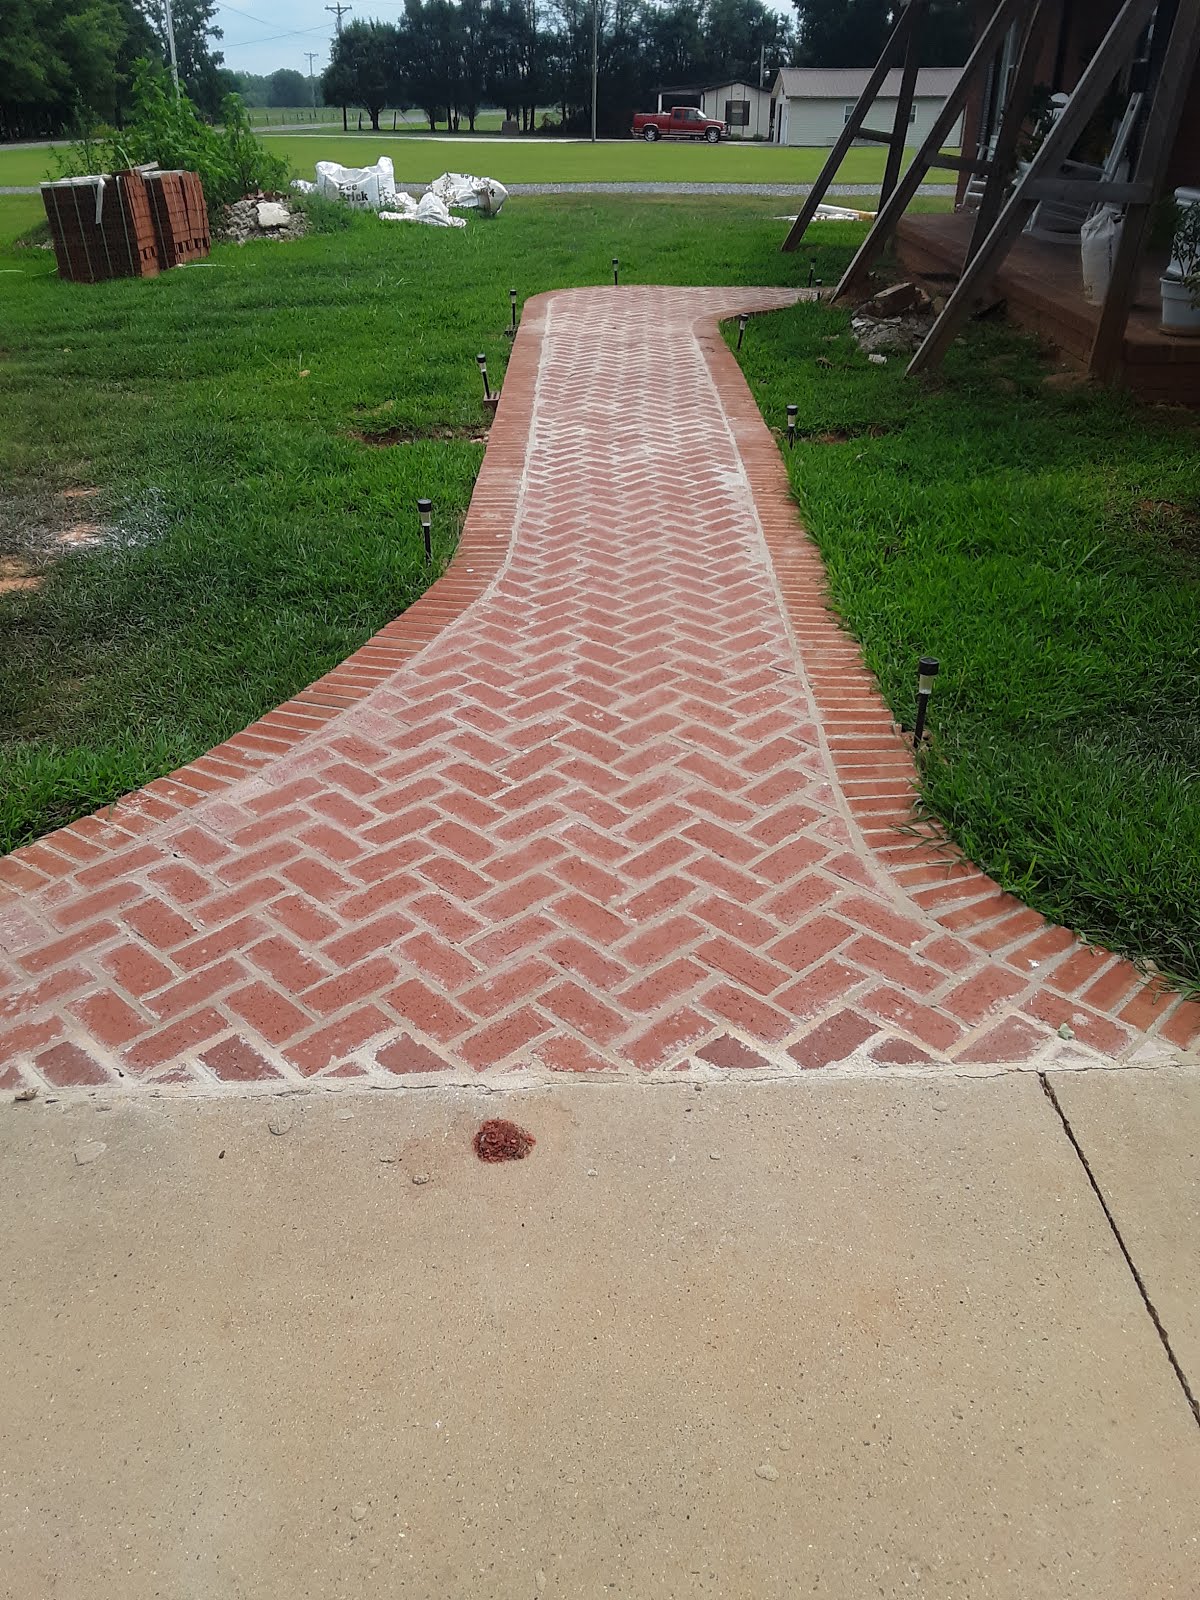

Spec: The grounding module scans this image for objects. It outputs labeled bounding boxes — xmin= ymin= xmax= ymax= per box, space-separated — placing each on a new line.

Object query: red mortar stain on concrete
xmin=0 ymin=286 xmax=1194 ymax=1094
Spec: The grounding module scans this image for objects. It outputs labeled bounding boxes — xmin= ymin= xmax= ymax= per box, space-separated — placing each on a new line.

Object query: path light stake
xmin=913 ymin=656 xmax=939 ymax=750
xmin=417 ymin=498 xmax=433 ymax=565
xmin=509 ymin=287 xmax=517 ymax=333
xmin=476 ymin=352 xmax=491 ymax=399
xmin=808 ymin=259 xmax=816 ymax=288
xmin=612 ymin=257 xmax=619 ymax=286
xmin=786 ymin=404 xmax=797 ymax=449
xmin=737 ymin=313 xmax=748 ymax=350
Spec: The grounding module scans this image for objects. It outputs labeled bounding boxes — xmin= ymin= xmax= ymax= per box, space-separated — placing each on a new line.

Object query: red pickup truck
xmin=631 ymin=106 xmax=726 ymax=143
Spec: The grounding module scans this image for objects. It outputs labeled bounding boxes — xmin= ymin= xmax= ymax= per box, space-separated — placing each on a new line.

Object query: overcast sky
xmin=217 ymin=0 xmax=795 ymax=80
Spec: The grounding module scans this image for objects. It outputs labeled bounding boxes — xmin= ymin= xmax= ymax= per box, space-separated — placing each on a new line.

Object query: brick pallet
xmin=41 ymin=170 xmax=159 ymax=283
xmin=41 ymin=168 xmax=209 ymax=284
xmin=145 ymin=170 xmax=210 ymax=269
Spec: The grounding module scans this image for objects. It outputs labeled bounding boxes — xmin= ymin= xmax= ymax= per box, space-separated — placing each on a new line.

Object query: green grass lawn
xmin=735 ymin=303 xmax=1200 ymax=987
xmin=266 ymin=135 xmax=935 ymax=187
xmin=0 ymin=146 xmax=62 ymax=186
xmin=0 ymin=195 xmax=850 ymax=854
xmin=0 ymin=137 xmax=942 ymax=190
xmin=0 ymin=194 xmax=44 ymax=246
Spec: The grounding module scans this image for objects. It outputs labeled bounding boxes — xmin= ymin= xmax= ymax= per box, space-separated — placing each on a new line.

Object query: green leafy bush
xmin=53 ymin=64 xmax=290 ymax=222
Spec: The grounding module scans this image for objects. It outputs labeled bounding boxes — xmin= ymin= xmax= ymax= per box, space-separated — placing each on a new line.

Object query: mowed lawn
xmin=265 ymin=134 xmax=935 ymax=187
xmin=0 ymin=137 xmax=941 ymax=190
xmin=0 ymin=194 xmax=44 ymax=245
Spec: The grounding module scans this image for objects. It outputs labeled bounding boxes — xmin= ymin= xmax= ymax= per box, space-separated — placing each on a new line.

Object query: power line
xmin=215 ymin=0 xmax=282 ymax=29
xmin=223 ymin=19 xmax=331 ymax=47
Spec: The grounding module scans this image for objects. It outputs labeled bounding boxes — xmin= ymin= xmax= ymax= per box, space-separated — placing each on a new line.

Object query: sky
xmin=217 ymin=0 xmax=795 ymax=79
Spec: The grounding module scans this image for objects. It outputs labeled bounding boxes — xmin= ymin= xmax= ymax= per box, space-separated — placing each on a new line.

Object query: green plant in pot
xmin=1161 ymin=196 xmax=1200 ymax=337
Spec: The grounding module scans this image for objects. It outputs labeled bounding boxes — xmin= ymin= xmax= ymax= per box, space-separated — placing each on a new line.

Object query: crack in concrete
xmin=1040 ymin=1070 xmax=1200 ymax=1432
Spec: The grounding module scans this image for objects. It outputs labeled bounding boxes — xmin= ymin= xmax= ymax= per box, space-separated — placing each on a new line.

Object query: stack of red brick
xmin=40 ymin=167 xmax=209 ymax=284
xmin=145 ymin=170 xmax=211 ymax=269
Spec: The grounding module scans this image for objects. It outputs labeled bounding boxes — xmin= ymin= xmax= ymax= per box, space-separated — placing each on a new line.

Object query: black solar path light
xmin=913 ymin=656 xmax=939 ymax=749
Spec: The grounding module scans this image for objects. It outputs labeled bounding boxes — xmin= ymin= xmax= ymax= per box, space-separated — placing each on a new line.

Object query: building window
xmin=843 ymin=103 xmax=855 ymax=123
xmin=725 ymin=100 xmax=750 ymax=127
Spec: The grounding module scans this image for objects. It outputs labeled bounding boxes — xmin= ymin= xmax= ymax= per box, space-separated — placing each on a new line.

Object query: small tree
xmin=322 ymin=19 xmax=397 ymax=132
xmin=268 ymin=67 xmax=309 ymax=106
xmin=54 ymin=63 xmax=289 ymax=220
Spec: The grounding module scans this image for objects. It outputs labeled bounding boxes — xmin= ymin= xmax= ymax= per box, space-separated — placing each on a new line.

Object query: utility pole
xmin=162 ymin=0 xmax=181 ymax=97
xmin=590 ymin=0 xmax=599 ymax=143
xmin=305 ymin=51 xmax=319 ymax=115
xmin=326 ymin=3 xmax=351 ymax=132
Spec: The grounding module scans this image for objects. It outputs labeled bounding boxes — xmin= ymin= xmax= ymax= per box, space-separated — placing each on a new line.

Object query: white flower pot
xmin=1160 ymin=275 xmax=1200 ymax=337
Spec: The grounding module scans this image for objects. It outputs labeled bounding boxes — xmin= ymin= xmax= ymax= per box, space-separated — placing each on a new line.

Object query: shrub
xmin=53 ymin=64 xmax=290 ymax=223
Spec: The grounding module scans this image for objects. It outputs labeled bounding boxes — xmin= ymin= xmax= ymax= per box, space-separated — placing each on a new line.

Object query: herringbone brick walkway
xmin=2 ymin=287 xmax=1196 ymax=1093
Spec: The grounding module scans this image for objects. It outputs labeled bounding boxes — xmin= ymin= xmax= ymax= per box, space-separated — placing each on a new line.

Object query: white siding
xmin=699 ymin=81 xmax=773 ymax=139
xmin=777 ymin=94 xmax=963 ymax=148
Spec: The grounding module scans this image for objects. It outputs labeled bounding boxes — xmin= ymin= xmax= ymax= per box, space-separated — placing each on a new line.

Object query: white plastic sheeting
xmin=426 ymin=172 xmax=508 ymax=215
xmin=291 ymin=159 xmax=507 ymax=226
xmin=380 ymin=192 xmax=466 ymax=229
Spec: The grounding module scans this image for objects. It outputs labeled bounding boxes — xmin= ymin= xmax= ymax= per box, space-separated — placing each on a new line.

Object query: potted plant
xmin=1161 ymin=194 xmax=1200 ymax=337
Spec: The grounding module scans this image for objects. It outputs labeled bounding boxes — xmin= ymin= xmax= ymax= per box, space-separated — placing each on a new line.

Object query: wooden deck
xmin=895 ymin=212 xmax=1200 ymax=405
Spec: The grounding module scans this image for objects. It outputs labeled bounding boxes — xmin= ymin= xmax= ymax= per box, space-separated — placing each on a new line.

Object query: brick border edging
xmin=0 ymin=292 xmax=556 ymax=904
xmin=696 ymin=317 xmax=1200 ymax=1058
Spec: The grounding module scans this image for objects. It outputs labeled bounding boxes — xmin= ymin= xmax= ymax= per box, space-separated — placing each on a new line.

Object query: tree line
xmin=1 ymin=0 xmax=240 ymax=137
xmin=1 ymin=0 xmax=971 ymax=143
xmin=326 ymin=0 xmax=971 ymax=134
xmin=322 ymin=0 xmax=795 ymax=135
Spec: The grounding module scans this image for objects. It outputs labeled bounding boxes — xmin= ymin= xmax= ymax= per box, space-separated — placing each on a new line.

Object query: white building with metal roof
xmin=769 ymin=66 xmax=964 ymax=148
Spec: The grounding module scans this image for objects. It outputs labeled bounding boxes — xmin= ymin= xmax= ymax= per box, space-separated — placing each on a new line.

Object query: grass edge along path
xmin=733 ymin=299 xmax=1200 ymax=989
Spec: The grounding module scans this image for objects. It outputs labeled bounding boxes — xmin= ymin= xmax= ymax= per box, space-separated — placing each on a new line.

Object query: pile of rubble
xmin=217 ymin=195 xmax=309 ymax=245
xmin=849 ymin=280 xmax=941 ymax=357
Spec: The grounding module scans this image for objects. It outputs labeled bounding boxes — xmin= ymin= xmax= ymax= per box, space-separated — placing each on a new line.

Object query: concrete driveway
xmin=2 ymin=1065 xmax=1197 ymax=1598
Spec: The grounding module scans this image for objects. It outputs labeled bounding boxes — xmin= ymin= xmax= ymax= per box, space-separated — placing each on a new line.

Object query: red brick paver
xmin=1 ymin=287 xmax=1194 ymax=1092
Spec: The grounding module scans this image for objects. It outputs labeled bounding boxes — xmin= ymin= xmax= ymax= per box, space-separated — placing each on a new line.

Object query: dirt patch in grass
xmin=0 ymin=487 xmax=110 ymax=579
xmin=1134 ymin=498 xmax=1200 ymax=562
xmin=347 ymin=423 xmax=489 ymax=447
xmin=807 ymin=424 xmax=895 ymax=444
xmin=0 ymin=556 xmax=41 ymax=594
